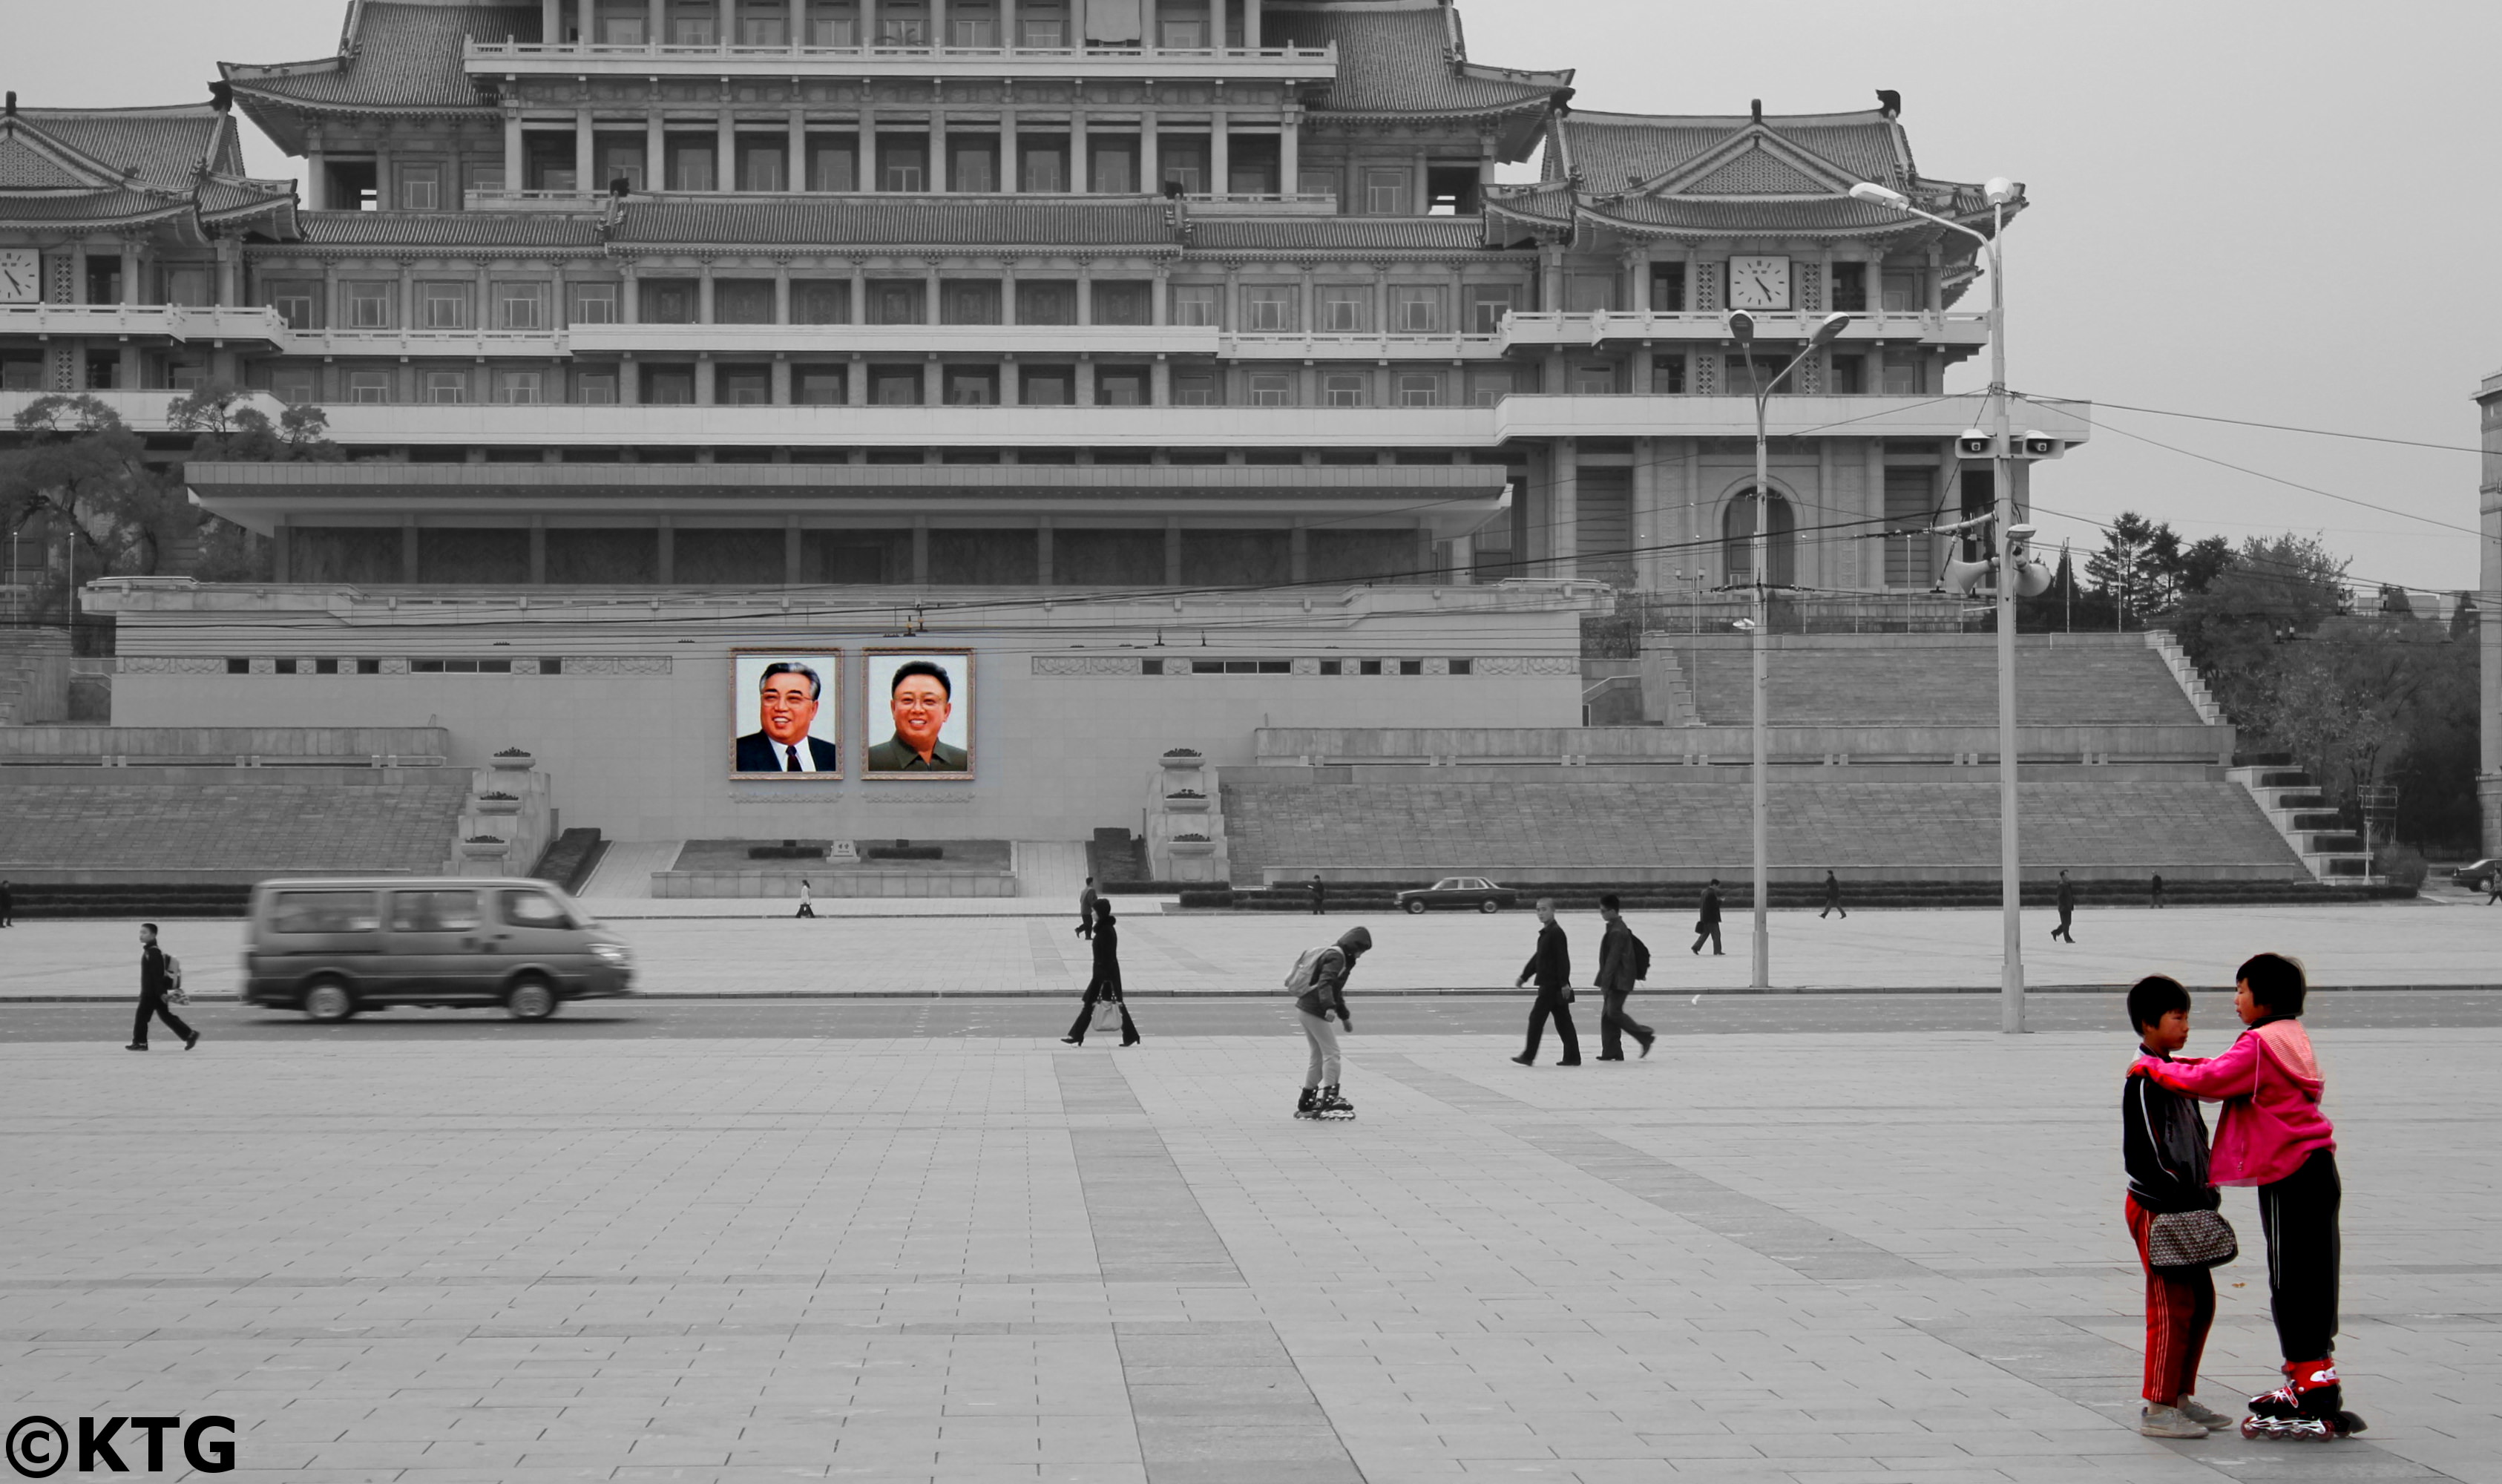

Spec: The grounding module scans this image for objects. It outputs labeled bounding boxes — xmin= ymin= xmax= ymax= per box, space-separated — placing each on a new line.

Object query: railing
xmin=468 ymin=38 xmax=1332 ymax=62
xmin=1220 ymin=332 xmax=1503 ymax=358
xmin=286 ymin=329 xmax=569 ymax=357
xmin=0 ymin=388 xmax=291 ymax=432
xmin=1181 ymin=191 xmax=1339 ymax=214
xmin=1497 ymin=309 xmax=1990 ymax=349
xmin=0 ymin=303 xmax=290 ymax=344
xmin=567 ymin=322 xmax=1218 ymax=355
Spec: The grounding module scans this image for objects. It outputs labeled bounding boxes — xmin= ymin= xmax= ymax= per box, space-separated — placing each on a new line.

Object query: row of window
xmin=499 ymin=134 xmax=1303 ymax=197
xmin=256 ymin=275 xmax=1521 ymax=334
xmin=559 ymin=0 xmax=1233 ymax=50
xmin=225 ymin=658 xmax=568 ymax=674
xmin=1144 ymin=658 xmax=1475 ymax=676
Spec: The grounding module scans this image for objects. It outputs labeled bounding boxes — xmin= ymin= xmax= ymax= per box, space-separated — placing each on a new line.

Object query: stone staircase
xmin=0 ymin=770 xmax=476 ymax=883
xmin=2144 ymin=629 xmax=2227 ymax=725
xmin=2227 ymin=764 xmax=2374 ymax=881
xmin=1676 ymin=635 xmax=2207 ymax=727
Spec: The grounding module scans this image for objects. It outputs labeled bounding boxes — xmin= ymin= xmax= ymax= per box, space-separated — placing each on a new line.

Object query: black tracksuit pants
xmin=2257 ymin=1147 xmax=2342 ymax=1363
xmin=133 ymin=989 xmax=192 ymax=1047
xmin=1520 ymin=986 xmax=1580 ymax=1062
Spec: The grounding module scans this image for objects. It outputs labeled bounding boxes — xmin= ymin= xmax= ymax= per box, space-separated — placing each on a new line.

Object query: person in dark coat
xmin=1510 ymin=898 xmax=1580 ymax=1066
xmin=1061 ymin=904 xmax=1138 ymax=1046
xmin=1692 ymin=879 xmax=1724 ymax=956
xmin=0 ymin=878 xmax=13 ymax=927
xmin=1077 ymin=876 xmax=1099 ymax=939
xmin=126 ymin=922 xmax=197 ymax=1051
xmin=1594 ymin=894 xmax=1654 ymax=1061
xmin=2053 ymin=871 xmax=2078 ymax=942
xmin=1820 ymin=870 xmax=1848 ymax=919
xmin=1308 ymin=874 xmax=1326 ymax=915
xmin=2150 ymin=873 xmax=2167 ymax=909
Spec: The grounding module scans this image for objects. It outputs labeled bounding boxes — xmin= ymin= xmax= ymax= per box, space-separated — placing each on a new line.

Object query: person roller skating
xmin=1285 ymin=926 xmax=1370 ymax=1120
xmin=2132 ymin=953 xmax=2364 ymax=1442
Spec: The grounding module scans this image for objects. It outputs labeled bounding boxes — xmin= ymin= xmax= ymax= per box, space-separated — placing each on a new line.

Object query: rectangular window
xmin=575 ymin=370 xmax=619 ymax=404
xmin=568 ymin=280 xmax=620 ymax=324
xmin=270 ymin=367 xmax=318 ymax=404
xmin=1880 ymin=350 xmax=1921 ymax=395
xmin=870 ymin=365 xmax=922 ymax=404
xmin=1020 ymin=146 xmax=1066 ymax=192
xmin=1362 ymin=168 xmax=1410 ymax=214
xmin=1317 ymin=286 xmax=1367 ymax=333
xmin=641 ymin=279 xmax=698 ymax=324
xmin=1830 ymin=263 xmax=1867 ymax=313
xmin=1565 ymin=273 xmax=1616 ymax=313
xmin=465 ymin=160 xmax=505 ymax=197
xmin=1465 ymin=284 xmax=1515 ymax=335
xmin=791 ymin=279 xmax=850 ymax=324
xmin=944 ymin=367 xmax=998 ymax=405
xmin=1172 ymin=372 xmax=1216 ymax=407
xmin=867 ymin=279 xmax=926 ymax=324
xmin=951 ymin=145 xmax=997 ymax=192
xmin=669 ymin=0 xmax=718 ymax=43
xmin=344 ymin=281 xmax=394 ymax=329
xmin=1396 ymin=372 xmax=1440 ymax=407
xmin=720 ymin=366 xmax=771 ymax=404
xmin=1017 ymin=280 xmax=1077 ymax=326
xmin=795 ymin=366 xmax=847 ymax=404
xmin=737 ymin=142 xmax=787 ymax=191
xmin=878 ymin=7 xmax=927 ymax=43
xmin=950 ymin=7 xmax=999 ymax=45
xmin=1091 ymin=145 xmax=1135 ymax=194
xmin=1297 ymin=168 xmax=1338 ymax=201
xmin=1160 ymin=144 xmax=1206 ymax=193
xmin=1096 ymin=367 xmax=1148 ymax=406
xmin=162 ymin=268 xmax=211 ymax=307
xmin=1649 ymin=262 xmax=1687 ymax=312
xmin=493 ymin=280 xmax=547 ymax=330
xmin=1170 ymin=284 xmax=1218 ymax=326
xmin=806 ymin=1 xmax=858 ymax=45
xmin=1092 ymin=280 xmax=1150 ymax=326
xmin=738 ymin=0 xmax=789 ymax=44
xmin=1466 ymin=367 xmax=1517 ymax=407
xmin=266 ymin=281 xmax=319 ymax=330
xmin=1573 ymin=363 xmax=1619 ymax=395
xmin=595 ymin=140 xmax=646 ymax=192
xmin=667 ymin=141 xmax=716 ymax=191
xmin=423 ymin=370 xmax=470 ymax=404
xmin=1390 ymin=285 xmax=1442 ymax=333
xmin=644 ymin=365 xmax=695 ymax=404
xmin=715 ymin=279 xmax=775 ymax=324
xmin=347 ymin=370 xmax=392 ymax=403
xmin=1243 ymin=285 xmax=1295 ymax=332
xmin=1248 ymin=371 xmax=1291 ymax=406
xmin=808 ymin=143 xmax=857 ymax=191
xmin=1829 ymin=354 xmax=1864 ymax=395
xmin=418 ymin=282 xmax=471 ymax=330
xmin=597 ymin=0 xmax=649 ymax=42
xmin=1650 ymin=354 xmax=1687 ymax=394
xmin=495 ymin=370 xmax=544 ymax=404
xmin=940 ymin=280 xmax=1002 ymax=325
xmin=1880 ymin=268 xmax=1920 ymax=313
xmin=1019 ymin=4 xmax=1066 ymax=46
xmin=1321 ymin=372 xmax=1366 ymax=407
xmin=881 ymin=144 xmax=927 ymax=191
xmin=1021 ymin=367 xmax=1072 ymax=405
xmin=399 ymin=163 xmax=441 ymax=211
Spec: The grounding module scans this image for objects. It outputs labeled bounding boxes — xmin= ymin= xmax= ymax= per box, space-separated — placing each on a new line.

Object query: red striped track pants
xmin=2126 ymin=1195 xmax=2217 ymax=1405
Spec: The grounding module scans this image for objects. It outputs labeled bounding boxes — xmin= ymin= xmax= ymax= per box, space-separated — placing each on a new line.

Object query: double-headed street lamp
xmin=1849 ymin=174 xmax=2029 ymax=1033
xmin=1725 ymin=308 xmax=1854 ymax=990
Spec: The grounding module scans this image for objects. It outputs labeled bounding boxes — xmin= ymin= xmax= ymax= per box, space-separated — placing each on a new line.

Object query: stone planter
xmin=1162 ymin=795 xmax=1211 ymax=812
xmin=459 ymin=839 xmax=510 ymax=859
xmin=473 ymin=796 xmax=522 ymax=815
xmin=1159 ymin=753 xmax=1204 ymax=771
xmin=489 ymin=751 xmax=535 ymax=772
xmin=1168 ymin=839 xmax=1215 ymax=857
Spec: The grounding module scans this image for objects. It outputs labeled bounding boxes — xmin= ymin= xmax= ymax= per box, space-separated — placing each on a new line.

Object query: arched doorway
xmin=1721 ymin=489 xmax=1797 ymax=588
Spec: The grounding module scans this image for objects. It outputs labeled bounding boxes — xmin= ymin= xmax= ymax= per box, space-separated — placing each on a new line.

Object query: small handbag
xmin=1091 ymin=996 xmax=1125 ymax=1033
xmin=2147 ymin=1208 xmax=2238 ymax=1270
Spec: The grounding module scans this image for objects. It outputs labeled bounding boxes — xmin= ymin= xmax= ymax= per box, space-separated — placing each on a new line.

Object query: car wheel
xmin=302 ymin=978 xmax=356 ymax=1023
xmin=505 ymin=974 xmax=559 ymax=1022
xmin=1480 ymin=899 xmax=1501 ymax=913
xmin=1403 ymin=899 xmax=1427 ymax=915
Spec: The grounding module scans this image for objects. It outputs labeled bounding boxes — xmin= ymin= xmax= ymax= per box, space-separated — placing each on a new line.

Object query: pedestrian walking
xmin=2484 ymin=871 xmax=2500 ymax=905
xmin=795 ymin=879 xmax=815 ymax=918
xmin=1819 ymin=870 xmax=1848 ymax=919
xmin=125 ymin=922 xmax=197 ymax=1052
xmin=0 ymin=877 xmax=13 ymax=927
xmin=1594 ymin=894 xmax=1654 ymax=1061
xmin=2151 ymin=873 xmax=2167 ymax=909
xmin=2120 ymin=975 xmax=2234 ymax=1439
xmin=1060 ymin=902 xmax=1138 ymax=1047
xmin=2052 ymin=871 xmax=2077 ymax=942
xmin=1076 ymin=876 xmax=1099 ymax=939
xmin=2132 ymin=953 xmax=2365 ymax=1439
xmin=1510 ymin=898 xmax=1581 ymax=1066
xmin=1691 ymin=879 xmax=1724 ymax=956
xmin=1287 ymin=925 xmax=1370 ymax=1120
xmin=1308 ymin=874 xmax=1326 ymax=915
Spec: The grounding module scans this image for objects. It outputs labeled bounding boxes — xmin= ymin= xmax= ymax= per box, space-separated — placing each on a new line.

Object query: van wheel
xmin=1480 ymin=899 xmax=1502 ymax=913
xmin=1403 ymin=899 xmax=1427 ymax=915
xmin=303 ymin=979 xmax=357 ymax=1022
xmin=505 ymin=975 xmax=559 ymax=1022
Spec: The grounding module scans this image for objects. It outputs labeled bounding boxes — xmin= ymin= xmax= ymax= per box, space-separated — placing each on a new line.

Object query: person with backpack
xmin=1288 ymin=926 xmax=1370 ymax=1119
xmin=126 ymin=922 xmax=197 ymax=1051
xmin=1510 ymin=898 xmax=1581 ymax=1066
xmin=1692 ymin=879 xmax=1723 ymax=956
xmin=2130 ymin=953 xmax=2365 ymax=1440
xmin=1594 ymin=894 xmax=1655 ymax=1060
xmin=1060 ymin=902 xmax=1138 ymax=1047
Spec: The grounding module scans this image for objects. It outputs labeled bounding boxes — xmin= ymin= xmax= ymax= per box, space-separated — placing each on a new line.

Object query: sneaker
xmin=123 ymin=1043 xmax=148 ymax=1051
xmin=2177 ymin=1398 xmax=2233 ymax=1430
xmin=2140 ymin=1404 xmax=2208 ymax=1439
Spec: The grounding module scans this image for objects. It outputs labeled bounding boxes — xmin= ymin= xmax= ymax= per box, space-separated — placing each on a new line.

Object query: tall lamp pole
xmin=1851 ymin=174 xmax=2026 ymax=1032
xmin=1726 ymin=309 xmax=1854 ymax=990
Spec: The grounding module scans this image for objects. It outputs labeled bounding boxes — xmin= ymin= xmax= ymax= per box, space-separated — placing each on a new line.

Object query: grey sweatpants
xmin=1298 ymin=1009 xmax=1342 ymax=1087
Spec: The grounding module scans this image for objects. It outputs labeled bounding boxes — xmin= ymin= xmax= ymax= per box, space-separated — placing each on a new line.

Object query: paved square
xmin=2 ymin=1013 xmax=2493 ymax=1483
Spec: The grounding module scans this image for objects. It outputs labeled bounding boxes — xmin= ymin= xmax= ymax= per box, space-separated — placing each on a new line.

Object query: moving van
xmin=243 ymin=876 xmax=634 ymax=1021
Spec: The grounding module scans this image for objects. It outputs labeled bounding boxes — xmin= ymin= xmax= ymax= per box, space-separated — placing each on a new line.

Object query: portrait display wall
xmin=729 ymin=651 xmax=844 ymax=778
xmin=864 ymin=650 xmax=974 ymax=778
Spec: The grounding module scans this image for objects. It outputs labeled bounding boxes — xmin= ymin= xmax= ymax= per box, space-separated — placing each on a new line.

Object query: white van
xmin=243 ymin=876 xmax=634 ymax=1022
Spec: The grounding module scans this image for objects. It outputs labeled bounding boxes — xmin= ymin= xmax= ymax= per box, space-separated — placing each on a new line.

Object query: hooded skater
xmin=1287 ymin=926 xmax=1370 ymax=1119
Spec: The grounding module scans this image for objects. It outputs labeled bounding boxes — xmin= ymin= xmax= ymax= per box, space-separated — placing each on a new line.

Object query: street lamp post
xmin=1851 ymin=174 xmax=2027 ymax=1033
xmin=1725 ymin=308 xmax=1854 ymax=990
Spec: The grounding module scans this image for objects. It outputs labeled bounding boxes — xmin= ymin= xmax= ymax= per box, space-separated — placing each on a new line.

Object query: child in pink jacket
xmin=2130 ymin=952 xmax=2363 ymax=1439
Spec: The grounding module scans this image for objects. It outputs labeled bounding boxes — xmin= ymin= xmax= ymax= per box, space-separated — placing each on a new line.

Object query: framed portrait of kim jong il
xmin=730 ymin=651 xmax=843 ymax=778
xmin=863 ymin=651 xmax=973 ymax=778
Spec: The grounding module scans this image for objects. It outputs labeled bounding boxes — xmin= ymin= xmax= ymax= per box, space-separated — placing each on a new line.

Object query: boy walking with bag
xmin=2121 ymin=975 xmax=2233 ymax=1438
xmin=126 ymin=922 xmax=197 ymax=1051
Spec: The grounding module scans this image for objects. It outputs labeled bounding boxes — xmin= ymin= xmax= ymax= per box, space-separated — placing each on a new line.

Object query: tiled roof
xmin=0 ymin=137 xmax=85 ymax=188
xmin=1270 ymin=2 xmax=1567 ymax=116
xmin=1188 ymin=216 xmax=1489 ymax=252
xmin=1583 ymin=196 xmax=1929 ymax=237
xmin=1682 ymin=148 xmax=1829 ymax=196
xmin=611 ymin=197 xmax=1180 ymax=247
xmin=293 ymin=211 xmax=608 ymax=247
xmin=220 ymin=1 xmax=529 ymax=113
xmin=0 ymin=189 xmax=191 ymax=226
xmin=10 ymin=105 xmax=240 ymax=188
xmin=0 ymin=107 xmax=294 ymax=238
xmin=1554 ymin=109 xmax=1908 ymax=193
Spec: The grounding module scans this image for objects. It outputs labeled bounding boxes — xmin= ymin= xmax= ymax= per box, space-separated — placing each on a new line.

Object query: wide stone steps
xmin=1673 ymin=644 xmax=2205 ymax=727
xmin=0 ymin=774 xmax=474 ymax=879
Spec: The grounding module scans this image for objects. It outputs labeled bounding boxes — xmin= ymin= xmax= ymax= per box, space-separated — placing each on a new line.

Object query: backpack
xmin=1627 ymin=933 xmax=1651 ymax=982
xmin=1284 ymin=945 xmax=1336 ymax=995
xmin=163 ymin=953 xmax=187 ymax=1004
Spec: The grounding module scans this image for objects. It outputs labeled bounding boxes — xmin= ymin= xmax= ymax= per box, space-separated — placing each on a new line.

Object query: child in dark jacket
xmin=2121 ymin=976 xmax=2233 ymax=1439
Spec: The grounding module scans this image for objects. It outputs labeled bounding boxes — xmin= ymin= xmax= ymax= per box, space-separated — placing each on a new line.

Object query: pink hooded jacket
xmin=2135 ymin=1018 xmax=2334 ymax=1186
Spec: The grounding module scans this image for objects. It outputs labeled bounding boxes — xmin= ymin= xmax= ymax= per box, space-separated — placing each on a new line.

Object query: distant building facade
xmin=2479 ymin=366 xmax=2502 ymax=853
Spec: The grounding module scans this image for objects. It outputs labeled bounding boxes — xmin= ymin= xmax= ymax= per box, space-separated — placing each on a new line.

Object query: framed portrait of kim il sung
xmin=863 ymin=650 xmax=973 ymax=779
xmin=729 ymin=651 xmax=844 ymax=778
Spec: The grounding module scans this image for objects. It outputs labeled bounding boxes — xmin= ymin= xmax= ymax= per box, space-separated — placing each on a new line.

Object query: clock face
xmin=1727 ymin=255 xmax=1790 ymax=311
xmin=0 ymin=249 xmax=38 ymax=304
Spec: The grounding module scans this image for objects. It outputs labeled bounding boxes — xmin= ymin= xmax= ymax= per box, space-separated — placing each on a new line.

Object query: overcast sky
xmin=19 ymin=0 xmax=2498 ymax=594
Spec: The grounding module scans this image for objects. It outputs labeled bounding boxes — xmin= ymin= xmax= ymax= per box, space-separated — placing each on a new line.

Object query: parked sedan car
xmin=2452 ymin=858 xmax=2502 ymax=890
xmin=1394 ymin=877 xmax=1519 ymax=914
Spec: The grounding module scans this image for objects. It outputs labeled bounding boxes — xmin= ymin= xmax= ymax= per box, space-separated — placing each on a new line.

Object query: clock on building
xmin=1726 ymin=255 xmax=1790 ymax=311
xmin=0 ymin=249 xmax=39 ymax=303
